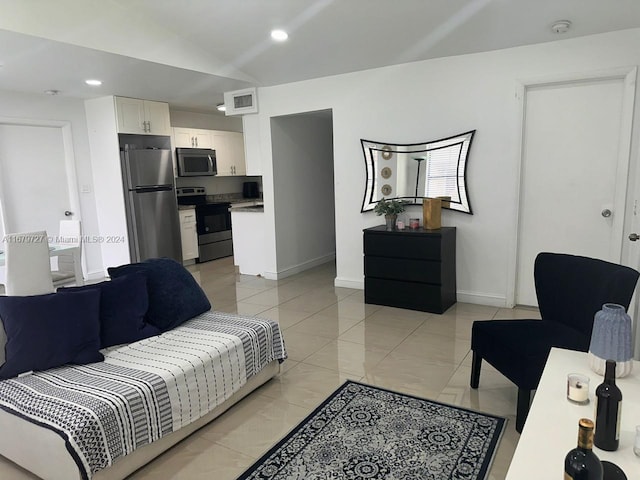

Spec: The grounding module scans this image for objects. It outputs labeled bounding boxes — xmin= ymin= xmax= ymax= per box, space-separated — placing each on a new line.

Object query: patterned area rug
xmin=239 ymin=381 xmax=506 ymax=480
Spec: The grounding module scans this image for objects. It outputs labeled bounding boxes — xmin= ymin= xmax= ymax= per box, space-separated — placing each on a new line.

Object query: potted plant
xmin=374 ymin=198 xmax=406 ymax=230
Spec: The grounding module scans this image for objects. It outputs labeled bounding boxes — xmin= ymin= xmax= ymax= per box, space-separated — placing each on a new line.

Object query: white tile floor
xmin=0 ymin=257 xmax=541 ymax=479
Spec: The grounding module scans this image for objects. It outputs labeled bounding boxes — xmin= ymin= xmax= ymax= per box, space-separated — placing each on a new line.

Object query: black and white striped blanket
xmin=0 ymin=311 xmax=286 ymax=479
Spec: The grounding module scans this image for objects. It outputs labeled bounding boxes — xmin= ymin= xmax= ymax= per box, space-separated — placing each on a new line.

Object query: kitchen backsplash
xmin=175 ymin=174 xmax=262 ymax=195
xmin=206 ymin=192 xmax=262 ymax=203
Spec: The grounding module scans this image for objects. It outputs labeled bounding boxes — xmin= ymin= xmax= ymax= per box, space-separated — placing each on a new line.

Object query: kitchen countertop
xmin=229 ymin=202 xmax=264 ymax=212
xmin=178 ymin=205 xmax=196 ymax=211
xmin=209 ymin=193 xmax=263 ymax=204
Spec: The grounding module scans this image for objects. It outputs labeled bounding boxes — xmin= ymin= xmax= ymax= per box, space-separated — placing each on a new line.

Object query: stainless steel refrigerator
xmin=121 ymin=147 xmax=181 ymax=263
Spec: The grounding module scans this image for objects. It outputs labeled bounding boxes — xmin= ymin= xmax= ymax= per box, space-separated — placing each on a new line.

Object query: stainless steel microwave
xmin=176 ymin=148 xmax=217 ymax=177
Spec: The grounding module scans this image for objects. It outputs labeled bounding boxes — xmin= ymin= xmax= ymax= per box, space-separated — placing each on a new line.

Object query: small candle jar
xmin=409 ymin=218 xmax=420 ymax=229
xmin=566 ymin=373 xmax=590 ymax=404
xmin=396 ymin=220 xmax=405 ymax=230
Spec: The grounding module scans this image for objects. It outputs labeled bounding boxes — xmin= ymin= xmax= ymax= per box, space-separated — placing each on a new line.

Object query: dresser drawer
xmin=365 ymin=256 xmax=442 ymax=284
xmin=364 ymin=233 xmax=443 ymax=261
xmin=363 ymin=226 xmax=456 ymax=314
xmin=365 ymin=277 xmax=448 ymax=313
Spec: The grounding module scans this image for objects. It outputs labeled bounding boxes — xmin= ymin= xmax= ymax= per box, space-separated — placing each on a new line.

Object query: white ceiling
xmin=1 ymin=0 xmax=640 ymax=113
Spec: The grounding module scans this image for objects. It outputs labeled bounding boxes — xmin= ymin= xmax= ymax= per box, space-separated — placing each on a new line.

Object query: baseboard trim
xmin=457 ymin=291 xmax=507 ymax=307
xmin=334 ymin=277 xmax=364 ymax=289
xmin=326 ymin=283 xmax=507 ymax=305
xmin=263 ymin=253 xmax=336 ymax=280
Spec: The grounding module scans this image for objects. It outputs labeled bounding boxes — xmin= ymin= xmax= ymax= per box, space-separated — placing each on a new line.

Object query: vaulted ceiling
xmin=1 ymin=0 xmax=639 ymax=112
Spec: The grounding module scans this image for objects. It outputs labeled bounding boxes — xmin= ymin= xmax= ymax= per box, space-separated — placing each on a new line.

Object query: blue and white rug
xmin=239 ymin=381 xmax=506 ymax=479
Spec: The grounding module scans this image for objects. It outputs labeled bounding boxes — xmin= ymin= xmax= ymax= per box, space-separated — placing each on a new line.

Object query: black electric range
xmin=176 ymin=187 xmax=232 ymax=262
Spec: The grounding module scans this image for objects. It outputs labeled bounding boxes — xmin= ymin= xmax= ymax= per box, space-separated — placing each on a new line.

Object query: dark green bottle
xmin=594 ymin=359 xmax=622 ymax=451
xmin=564 ymin=418 xmax=603 ymax=480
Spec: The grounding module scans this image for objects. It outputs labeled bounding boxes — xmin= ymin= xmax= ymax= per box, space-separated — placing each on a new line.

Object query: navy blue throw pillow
xmin=60 ymin=273 xmax=160 ymax=348
xmin=107 ymin=257 xmax=211 ymax=332
xmin=0 ymin=290 xmax=104 ymax=380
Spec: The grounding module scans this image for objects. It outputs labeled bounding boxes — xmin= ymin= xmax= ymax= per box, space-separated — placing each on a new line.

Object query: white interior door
xmin=0 ymin=124 xmax=77 ymax=238
xmin=515 ymin=76 xmax=632 ymax=306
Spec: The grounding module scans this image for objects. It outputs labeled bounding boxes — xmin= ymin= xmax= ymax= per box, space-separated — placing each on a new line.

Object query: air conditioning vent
xmin=224 ymin=88 xmax=258 ymax=115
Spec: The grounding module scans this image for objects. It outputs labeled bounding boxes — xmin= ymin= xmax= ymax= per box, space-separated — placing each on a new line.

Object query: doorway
xmin=0 ymin=121 xmax=82 ymax=271
xmin=270 ymin=109 xmax=335 ymax=277
xmin=513 ymin=69 xmax=636 ymax=307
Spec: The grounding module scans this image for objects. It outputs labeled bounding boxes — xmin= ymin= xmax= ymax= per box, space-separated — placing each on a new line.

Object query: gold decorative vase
xmin=423 ymin=198 xmax=442 ymax=230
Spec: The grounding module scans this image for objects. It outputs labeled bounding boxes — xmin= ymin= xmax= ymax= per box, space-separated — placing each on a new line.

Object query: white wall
xmin=84 ymin=96 xmax=130 ymax=271
xmin=0 ymin=91 xmax=103 ymax=278
xmin=247 ymin=28 xmax=640 ymax=302
xmin=270 ymin=111 xmax=335 ymax=276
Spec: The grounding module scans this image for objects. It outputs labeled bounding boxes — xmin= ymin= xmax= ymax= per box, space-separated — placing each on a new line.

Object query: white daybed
xmin=0 ymin=311 xmax=286 ymax=480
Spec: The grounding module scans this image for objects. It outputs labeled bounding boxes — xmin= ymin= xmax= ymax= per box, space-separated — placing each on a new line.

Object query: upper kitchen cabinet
xmin=211 ymin=131 xmax=246 ymax=176
xmin=115 ymin=97 xmax=171 ymax=135
xmin=227 ymin=132 xmax=246 ymax=176
xmin=173 ymin=127 xmax=212 ymax=148
xmin=242 ymin=114 xmax=262 ymax=176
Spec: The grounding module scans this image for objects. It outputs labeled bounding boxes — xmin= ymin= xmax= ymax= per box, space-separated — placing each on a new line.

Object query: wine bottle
xmin=594 ymin=359 xmax=622 ymax=451
xmin=564 ymin=418 xmax=603 ymax=480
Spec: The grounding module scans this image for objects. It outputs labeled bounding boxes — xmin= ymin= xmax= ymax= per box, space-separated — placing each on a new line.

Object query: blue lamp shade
xmin=588 ymin=303 xmax=634 ymax=378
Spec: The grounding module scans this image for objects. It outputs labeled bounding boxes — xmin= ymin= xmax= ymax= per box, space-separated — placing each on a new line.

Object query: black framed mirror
xmin=360 ymin=130 xmax=475 ymax=214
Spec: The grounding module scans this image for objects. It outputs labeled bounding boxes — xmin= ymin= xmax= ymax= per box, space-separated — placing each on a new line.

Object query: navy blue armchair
xmin=470 ymin=252 xmax=639 ymax=433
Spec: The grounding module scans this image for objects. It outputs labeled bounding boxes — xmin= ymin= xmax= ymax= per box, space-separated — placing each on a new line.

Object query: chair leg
xmin=516 ymin=388 xmax=531 ymax=433
xmin=470 ymin=351 xmax=481 ymax=389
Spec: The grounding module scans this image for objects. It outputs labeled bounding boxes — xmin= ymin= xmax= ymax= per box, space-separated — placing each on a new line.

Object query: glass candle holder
xmin=566 ymin=373 xmax=590 ymax=405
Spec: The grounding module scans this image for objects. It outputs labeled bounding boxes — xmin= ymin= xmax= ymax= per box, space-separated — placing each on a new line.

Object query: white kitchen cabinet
xmin=173 ymin=127 xmax=212 ymax=148
xmin=179 ymin=208 xmax=198 ymax=261
xmin=212 ymin=130 xmax=246 ymax=176
xmin=227 ymin=132 xmax=246 ymax=176
xmin=115 ymin=97 xmax=171 ymax=135
xmin=231 ymin=209 xmax=264 ymax=275
xmin=242 ymin=114 xmax=262 ymax=175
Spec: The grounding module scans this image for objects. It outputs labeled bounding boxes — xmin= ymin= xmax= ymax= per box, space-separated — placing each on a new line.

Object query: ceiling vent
xmin=223 ymin=87 xmax=258 ymax=116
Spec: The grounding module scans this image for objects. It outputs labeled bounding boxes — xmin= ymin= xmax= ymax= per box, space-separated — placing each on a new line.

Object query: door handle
xmin=629 ymin=233 xmax=640 ymax=242
xmin=64 ymin=210 xmax=73 ymax=217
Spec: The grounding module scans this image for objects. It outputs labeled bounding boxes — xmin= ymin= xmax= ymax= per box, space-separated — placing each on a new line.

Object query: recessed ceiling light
xmin=85 ymin=79 xmax=103 ymax=86
xmin=551 ymin=20 xmax=571 ymax=34
xmin=271 ymin=29 xmax=288 ymax=42
xmin=216 ymin=103 xmax=226 ymax=112
xmin=44 ymin=89 xmax=60 ymax=96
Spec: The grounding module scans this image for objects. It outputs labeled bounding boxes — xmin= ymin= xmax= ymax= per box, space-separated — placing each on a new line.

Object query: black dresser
xmin=363 ymin=226 xmax=456 ymax=314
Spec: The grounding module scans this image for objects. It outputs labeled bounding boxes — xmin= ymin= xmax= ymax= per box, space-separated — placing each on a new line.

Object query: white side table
xmin=506 ymin=348 xmax=640 ymax=479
